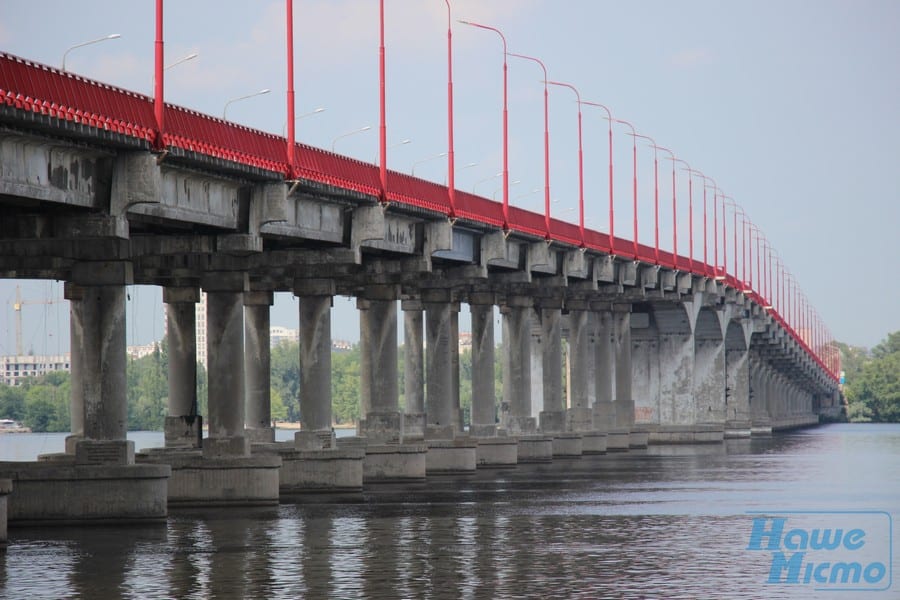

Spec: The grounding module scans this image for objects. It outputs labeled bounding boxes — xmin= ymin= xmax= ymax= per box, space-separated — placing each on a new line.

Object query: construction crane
xmin=11 ymin=284 xmax=63 ymax=356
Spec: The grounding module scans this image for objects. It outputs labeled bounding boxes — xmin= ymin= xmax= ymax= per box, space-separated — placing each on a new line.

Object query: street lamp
xmin=223 ymin=88 xmax=271 ymax=119
xmin=458 ymin=19 xmax=509 ymax=229
xmin=331 ymin=125 xmax=371 ymax=152
xmin=281 ymin=107 xmax=325 ymax=136
xmin=61 ymin=33 xmax=121 ymax=70
xmin=166 ymin=52 xmax=198 ymax=71
xmin=548 ymin=80 xmax=585 ymax=247
xmin=724 ymin=198 xmax=747 ymax=287
xmin=509 ymin=52 xmax=551 ymax=238
xmin=581 ymin=101 xmax=615 ymax=253
xmin=653 ymin=145 xmax=677 ymax=265
xmin=493 ymin=180 xmax=520 ymax=200
xmin=614 ymin=119 xmax=639 ymax=259
xmin=412 ymin=152 xmax=447 ymax=176
xmin=632 ymin=133 xmax=659 ymax=264
xmin=444 ymin=0 xmax=457 ymax=217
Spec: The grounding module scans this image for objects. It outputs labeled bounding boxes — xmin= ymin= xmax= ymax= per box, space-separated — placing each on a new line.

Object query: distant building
xmin=332 ymin=339 xmax=354 ymax=352
xmin=270 ymin=326 xmax=300 ymax=347
xmin=458 ymin=332 xmax=472 ymax=352
xmin=1 ymin=353 xmax=70 ymax=386
xmin=127 ymin=342 xmax=160 ymax=360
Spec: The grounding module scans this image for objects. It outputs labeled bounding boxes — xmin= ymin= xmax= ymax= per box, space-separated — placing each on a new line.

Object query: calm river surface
xmin=1 ymin=423 xmax=897 ymax=599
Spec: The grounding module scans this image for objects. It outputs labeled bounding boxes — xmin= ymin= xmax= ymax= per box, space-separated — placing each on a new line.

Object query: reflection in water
xmin=2 ymin=424 xmax=898 ymax=599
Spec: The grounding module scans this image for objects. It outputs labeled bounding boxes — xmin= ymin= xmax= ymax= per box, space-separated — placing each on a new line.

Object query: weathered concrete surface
xmin=516 ymin=435 xmax=553 ymax=463
xmin=551 ymin=432 xmax=583 ymax=458
xmin=0 ymin=479 xmax=10 ymax=546
xmin=244 ymin=292 xmax=275 ymax=443
xmin=254 ymin=443 xmax=365 ymax=494
xmin=475 ymin=437 xmax=518 ymax=468
xmin=0 ymin=463 xmax=170 ymax=525
xmin=358 ymin=442 xmax=427 ymax=483
xmin=138 ymin=452 xmax=280 ymax=507
xmin=297 ymin=287 xmax=334 ymax=432
xmin=470 ymin=299 xmax=497 ymax=436
xmin=580 ymin=431 xmax=608 ymax=454
xmin=501 ymin=302 xmax=535 ymax=434
xmin=164 ymin=286 xmax=201 ymax=448
xmin=425 ymin=438 xmax=478 ymax=474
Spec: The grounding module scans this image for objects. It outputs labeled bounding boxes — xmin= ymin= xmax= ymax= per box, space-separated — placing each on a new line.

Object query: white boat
xmin=0 ymin=418 xmax=32 ymax=433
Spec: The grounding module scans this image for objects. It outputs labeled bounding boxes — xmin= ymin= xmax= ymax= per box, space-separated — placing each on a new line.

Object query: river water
xmin=1 ymin=423 xmax=897 ymax=599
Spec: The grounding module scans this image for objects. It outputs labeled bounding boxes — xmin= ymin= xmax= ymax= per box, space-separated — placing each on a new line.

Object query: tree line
xmin=840 ymin=331 xmax=900 ymax=422
xmin=0 ymin=339 xmax=505 ymax=432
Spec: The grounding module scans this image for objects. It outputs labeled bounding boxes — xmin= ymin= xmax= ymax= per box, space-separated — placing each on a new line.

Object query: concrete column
xmin=612 ymin=305 xmax=633 ymax=431
xmin=243 ymin=291 xmax=274 ymax=443
xmin=450 ymin=305 xmax=462 ymax=432
xmin=501 ymin=298 xmax=534 ymax=434
xmin=541 ymin=307 xmax=564 ymax=413
xmin=565 ymin=307 xmax=594 ymax=432
xmin=358 ymin=286 xmax=401 ymax=441
xmin=402 ymin=300 xmax=424 ymax=415
xmin=204 ymin=272 xmax=249 ymax=457
xmin=725 ymin=346 xmax=751 ymax=435
xmin=424 ymin=292 xmax=453 ymax=437
xmin=64 ymin=283 xmax=84 ymax=454
xmin=297 ymin=284 xmax=334 ymax=432
xmin=164 ymin=286 xmax=201 ymax=448
xmin=593 ymin=309 xmax=614 ymax=431
xmin=81 ymin=285 xmax=128 ymax=442
xmin=693 ymin=335 xmax=726 ymax=425
xmin=530 ymin=314 xmax=544 ymax=418
xmin=70 ymin=261 xmax=135 ymax=465
xmin=469 ymin=296 xmax=496 ymax=436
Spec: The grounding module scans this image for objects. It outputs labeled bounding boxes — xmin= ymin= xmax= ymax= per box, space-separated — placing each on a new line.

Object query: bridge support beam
xmin=244 ymin=291 xmax=275 ymax=443
xmin=501 ymin=299 xmax=535 ymax=434
xmin=725 ymin=347 xmax=751 ymax=438
xmin=469 ymin=296 xmax=497 ymax=437
xmin=539 ymin=304 xmax=581 ymax=457
xmin=64 ymin=283 xmax=85 ymax=454
xmin=358 ymin=287 xmax=402 ymax=441
xmin=424 ymin=292 xmax=454 ymax=438
xmin=163 ymin=286 xmax=201 ymax=449
xmin=203 ymin=276 xmax=250 ymax=458
xmin=749 ymin=352 xmax=771 ymax=435
xmin=611 ymin=305 xmax=635 ymax=449
xmin=402 ymin=299 xmax=425 ymax=439
xmin=296 ymin=280 xmax=335 ymax=434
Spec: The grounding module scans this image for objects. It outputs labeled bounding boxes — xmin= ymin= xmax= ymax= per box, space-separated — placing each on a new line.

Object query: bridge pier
xmin=163 ymin=286 xmax=202 ymax=448
xmin=358 ymin=287 xmax=427 ymax=481
xmin=611 ymin=304 xmax=635 ymax=450
xmin=402 ymin=299 xmax=426 ymax=438
xmin=64 ymin=283 xmax=85 ymax=454
xmin=724 ymin=317 xmax=752 ymax=438
xmin=244 ymin=291 xmax=275 ymax=443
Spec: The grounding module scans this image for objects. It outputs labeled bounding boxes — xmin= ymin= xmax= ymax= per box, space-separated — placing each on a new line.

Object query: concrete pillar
xmin=358 ymin=286 xmax=401 ymax=441
xmin=501 ymin=298 xmax=534 ymax=434
xmin=541 ymin=306 xmax=564 ymax=413
xmin=593 ymin=309 xmax=614 ymax=431
xmin=244 ymin=291 xmax=275 ymax=443
xmin=565 ymin=307 xmax=594 ymax=432
xmin=163 ymin=286 xmax=201 ymax=448
xmin=71 ymin=261 xmax=134 ymax=465
xmin=725 ymin=346 xmax=751 ymax=435
xmin=424 ymin=291 xmax=453 ymax=437
xmin=81 ymin=285 xmax=128 ymax=441
xmin=402 ymin=300 xmax=424 ymax=415
xmin=693 ymin=335 xmax=726 ymax=425
xmin=203 ymin=272 xmax=249 ymax=457
xmin=612 ymin=305 xmax=633 ymax=431
xmin=64 ymin=283 xmax=84 ymax=454
xmin=530 ymin=313 xmax=544 ymax=418
xmin=450 ymin=306 xmax=462 ymax=432
xmin=469 ymin=295 xmax=496 ymax=436
xmin=296 ymin=283 xmax=334 ymax=432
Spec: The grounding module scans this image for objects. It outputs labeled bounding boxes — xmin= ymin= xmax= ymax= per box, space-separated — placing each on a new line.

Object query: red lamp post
xmin=459 ymin=20 xmax=509 ymax=229
xmin=286 ymin=0 xmax=296 ymax=178
xmin=653 ymin=145 xmax=677 ymax=265
xmin=632 ymin=133 xmax=659 ymax=264
xmin=581 ymin=101 xmax=615 ymax=254
xmin=378 ymin=0 xmax=387 ymax=203
xmin=508 ymin=52 xmax=551 ymax=238
xmin=444 ymin=0 xmax=456 ymax=218
xmin=548 ymin=80 xmax=585 ymax=246
xmin=725 ymin=199 xmax=748 ymax=288
xmin=614 ymin=119 xmax=639 ymax=259
xmin=154 ymin=0 xmax=164 ymax=151
xmin=678 ymin=162 xmax=698 ymax=269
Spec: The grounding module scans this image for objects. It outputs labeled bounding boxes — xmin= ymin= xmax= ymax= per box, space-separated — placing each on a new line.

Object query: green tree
xmin=0 ymin=384 xmax=26 ymax=421
xmin=332 ymin=345 xmax=361 ymax=425
xmin=844 ymin=331 xmax=900 ymax=422
xmin=270 ymin=341 xmax=300 ymax=422
xmin=22 ymin=379 xmax=69 ymax=432
xmin=126 ymin=344 xmax=168 ymax=431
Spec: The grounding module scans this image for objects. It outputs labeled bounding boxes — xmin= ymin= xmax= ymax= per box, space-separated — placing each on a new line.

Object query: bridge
xmin=0 ymin=8 xmax=841 ymax=528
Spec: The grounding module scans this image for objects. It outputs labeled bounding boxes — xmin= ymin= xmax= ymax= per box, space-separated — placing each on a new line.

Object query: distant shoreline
xmin=273 ymin=422 xmax=356 ymax=430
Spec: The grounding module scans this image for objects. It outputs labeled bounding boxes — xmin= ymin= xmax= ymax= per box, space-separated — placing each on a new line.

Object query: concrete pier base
xmin=606 ymin=428 xmax=631 ymax=451
xmin=516 ymin=435 xmax=553 ymax=463
xmin=0 ymin=462 xmax=170 ymax=525
xmin=551 ymin=433 xmax=583 ymax=458
xmin=342 ymin=439 xmax=427 ymax=483
xmin=629 ymin=426 xmax=651 ymax=449
xmin=426 ymin=438 xmax=478 ymax=474
xmin=650 ymin=424 xmax=725 ymax=444
xmin=724 ymin=420 xmax=752 ymax=439
xmin=580 ymin=431 xmax=608 ymax=455
xmin=751 ymin=424 xmax=773 ymax=436
xmin=474 ymin=437 xmax=518 ymax=468
xmin=0 ymin=479 xmax=10 ymax=546
xmin=138 ymin=451 xmax=280 ymax=507
xmin=254 ymin=443 xmax=364 ymax=494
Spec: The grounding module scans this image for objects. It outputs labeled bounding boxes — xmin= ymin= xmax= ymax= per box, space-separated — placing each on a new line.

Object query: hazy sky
xmin=1 ymin=0 xmax=899 ymax=355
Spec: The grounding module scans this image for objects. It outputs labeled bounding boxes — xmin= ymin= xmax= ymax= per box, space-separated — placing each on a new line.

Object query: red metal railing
xmin=0 ymin=52 xmax=839 ymax=382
